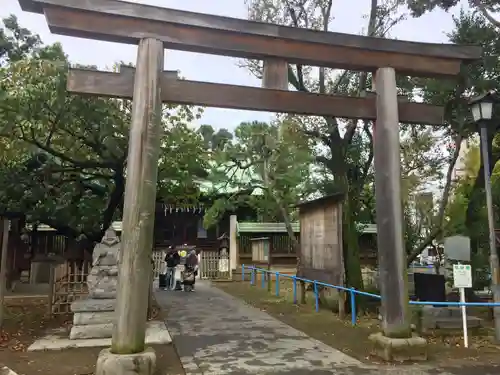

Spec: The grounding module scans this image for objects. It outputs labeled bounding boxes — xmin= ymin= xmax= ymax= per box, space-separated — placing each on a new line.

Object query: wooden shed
xmin=296 ymin=193 xmax=344 ymax=287
xmin=250 ymin=237 xmax=270 ymax=265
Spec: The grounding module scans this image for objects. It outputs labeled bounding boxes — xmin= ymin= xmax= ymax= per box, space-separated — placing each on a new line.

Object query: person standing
xmin=185 ymin=248 xmax=199 ymax=291
xmin=165 ymin=247 xmax=180 ymax=290
xmin=158 ymin=249 xmax=168 ymax=289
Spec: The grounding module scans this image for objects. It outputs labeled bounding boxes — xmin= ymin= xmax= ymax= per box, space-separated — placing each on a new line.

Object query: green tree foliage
xmin=204 ymin=120 xmax=312 ymax=235
xmin=1 ymin=15 xmax=42 ymax=65
xmin=0 ymin=15 xmax=62 ymax=167
xmin=0 ymin=16 xmax=208 ymax=242
xmin=446 ymin=141 xmax=481 ymax=235
xmin=444 ymin=140 xmax=494 ymax=288
xmin=197 ymin=124 xmax=233 ymax=151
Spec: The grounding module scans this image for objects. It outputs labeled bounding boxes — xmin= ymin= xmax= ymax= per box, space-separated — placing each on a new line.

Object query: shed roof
xmin=237 ymin=222 xmax=300 ymax=233
xmin=296 ymin=193 xmax=344 ymax=213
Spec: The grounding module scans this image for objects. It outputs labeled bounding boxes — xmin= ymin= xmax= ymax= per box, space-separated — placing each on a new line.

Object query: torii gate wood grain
xmin=16 ymin=0 xmax=482 ymax=367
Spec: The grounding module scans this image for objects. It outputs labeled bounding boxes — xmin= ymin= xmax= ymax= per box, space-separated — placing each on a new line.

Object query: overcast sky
xmin=2 ymin=0 xmax=469 ymax=130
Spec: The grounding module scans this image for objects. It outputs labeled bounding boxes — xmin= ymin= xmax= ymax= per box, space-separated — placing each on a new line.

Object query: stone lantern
xmin=217 ymin=233 xmax=229 ymax=273
xmin=218 ymin=233 xmax=229 ymax=253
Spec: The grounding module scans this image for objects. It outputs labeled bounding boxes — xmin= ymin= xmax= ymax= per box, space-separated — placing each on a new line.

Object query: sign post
xmin=453 ymin=264 xmax=472 ymax=348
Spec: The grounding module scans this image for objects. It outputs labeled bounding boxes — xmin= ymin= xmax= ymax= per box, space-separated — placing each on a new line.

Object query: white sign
xmin=453 ymin=264 xmax=472 ymax=288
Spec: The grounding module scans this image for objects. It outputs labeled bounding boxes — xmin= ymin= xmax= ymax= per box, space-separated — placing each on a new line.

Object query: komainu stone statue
xmin=87 ymin=228 xmax=120 ymax=299
xmin=70 ymin=227 xmax=121 ymax=340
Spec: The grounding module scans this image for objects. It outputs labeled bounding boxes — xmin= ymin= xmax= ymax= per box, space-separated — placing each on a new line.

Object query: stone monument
xmin=418 ymin=235 xmax=482 ymax=334
xmin=70 ymin=228 xmax=120 ymax=340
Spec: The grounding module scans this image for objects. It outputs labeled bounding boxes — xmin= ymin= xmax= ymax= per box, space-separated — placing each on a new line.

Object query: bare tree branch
xmin=475 ymin=0 xmax=500 ymax=29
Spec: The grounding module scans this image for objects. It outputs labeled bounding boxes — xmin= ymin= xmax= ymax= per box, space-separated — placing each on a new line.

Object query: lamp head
xmin=469 ymin=90 xmax=500 ymax=122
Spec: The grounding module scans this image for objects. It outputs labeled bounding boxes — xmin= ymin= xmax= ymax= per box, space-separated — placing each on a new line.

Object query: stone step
xmin=70 ymin=323 xmax=114 ymax=340
xmin=423 ymin=316 xmax=483 ymax=330
xmin=422 ymin=306 xmax=464 ymax=318
xmin=435 ymin=317 xmax=482 ymax=329
xmin=73 ymin=311 xmax=115 ymax=326
xmin=69 ymin=321 xmax=171 ymax=342
xmin=71 ymin=298 xmax=115 ymax=313
xmin=449 ymin=308 xmax=463 ymax=318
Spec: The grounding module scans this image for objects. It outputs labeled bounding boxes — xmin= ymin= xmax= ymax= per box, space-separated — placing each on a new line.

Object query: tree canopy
xmin=0 ymin=15 xmax=208 ymax=242
xmin=204 ymin=120 xmax=312 ymax=228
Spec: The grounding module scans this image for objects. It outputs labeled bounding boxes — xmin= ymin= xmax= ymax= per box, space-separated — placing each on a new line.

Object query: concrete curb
xmin=28 ymin=320 xmax=171 ymax=351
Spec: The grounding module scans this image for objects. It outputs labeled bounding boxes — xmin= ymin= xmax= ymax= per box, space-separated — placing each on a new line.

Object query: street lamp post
xmin=470 ymin=90 xmax=500 ymax=341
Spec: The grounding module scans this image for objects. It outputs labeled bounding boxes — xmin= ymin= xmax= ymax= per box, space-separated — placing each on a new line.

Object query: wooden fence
xmin=49 ymin=251 xmax=165 ymax=315
xmin=49 ymin=260 xmax=91 ymax=315
xmin=200 ymin=250 xmax=230 ymax=280
xmin=152 ymin=249 xmax=230 ymax=281
xmin=238 ymin=233 xmax=298 ymax=267
xmin=152 ymin=250 xmax=164 ymax=281
xmin=238 ymin=233 xmax=298 ymax=254
xmin=33 ymin=232 xmax=68 ymax=255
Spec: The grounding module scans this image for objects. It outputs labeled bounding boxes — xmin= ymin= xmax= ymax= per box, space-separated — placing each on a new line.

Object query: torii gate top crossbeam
xmin=19 ymin=0 xmax=481 ymax=77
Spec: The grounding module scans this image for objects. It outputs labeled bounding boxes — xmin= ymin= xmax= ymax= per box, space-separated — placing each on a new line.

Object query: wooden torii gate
xmin=18 ymin=0 xmax=481 ymax=370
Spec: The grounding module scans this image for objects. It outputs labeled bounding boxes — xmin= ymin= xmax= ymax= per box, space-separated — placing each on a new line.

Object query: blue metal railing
xmin=241 ymin=264 xmax=500 ymax=326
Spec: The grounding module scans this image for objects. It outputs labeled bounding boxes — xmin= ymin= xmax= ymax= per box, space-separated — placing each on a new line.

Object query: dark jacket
xmin=165 ymin=250 xmax=180 ymax=268
xmin=185 ymin=251 xmax=199 ymax=268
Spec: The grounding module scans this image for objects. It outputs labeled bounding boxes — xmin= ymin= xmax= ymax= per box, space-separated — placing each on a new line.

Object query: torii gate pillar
xmin=96 ymin=38 xmax=163 ymax=375
xmin=369 ymin=67 xmax=427 ymax=361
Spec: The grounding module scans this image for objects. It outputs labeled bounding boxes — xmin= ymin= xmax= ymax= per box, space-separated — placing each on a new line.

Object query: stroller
xmin=182 ymin=266 xmax=196 ymax=292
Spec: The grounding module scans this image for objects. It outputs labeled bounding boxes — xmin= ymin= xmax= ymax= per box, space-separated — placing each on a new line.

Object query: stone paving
xmin=155 ymin=281 xmax=498 ymax=375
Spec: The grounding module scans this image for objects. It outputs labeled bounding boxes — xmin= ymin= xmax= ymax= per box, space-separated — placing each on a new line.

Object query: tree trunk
xmin=276 ymin=197 xmax=306 ymax=303
xmin=343 ymin=196 xmax=363 ymax=290
xmin=0 ymin=218 xmax=10 ymax=329
xmin=299 ymin=281 xmax=306 ymax=304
